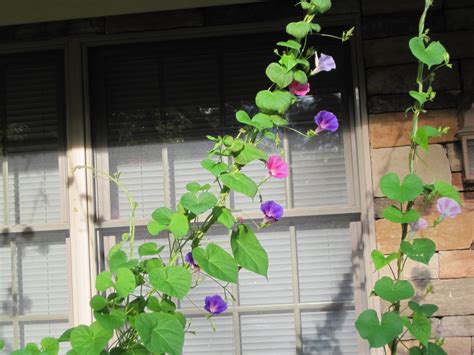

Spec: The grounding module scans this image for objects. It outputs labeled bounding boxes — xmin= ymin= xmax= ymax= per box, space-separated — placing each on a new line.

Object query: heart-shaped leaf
xmin=383 ymin=206 xmax=420 ymax=224
xmin=276 ymin=40 xmax=301 ymax=51
xmin=234 ymin=143 xmax=268 ymax=165
xmin=255 ymin=90 xmax=293 ymax=115
xmin=286 ymin=21 xmax=311 ymax=39
xmin=400 ymin=239 xmax=436 ymax=265
xmin=403 ymin=312 xmax=431 ymax=347
xmin=409 ymin=37 xmax=449 ymax=69
xmin=168 ymin=213 xmax=189 ymax=239
xmin=213 ymin=206 xmax=235 ymax=229
xmin=192 ymin=243 xmax=238 ymax=283
xmin=180 ymin=192 xmax=217 ymax=215
xmin=433 ymin=181 xmax=461 ymax=204
xmin=115 ymin=267 xmax=136 ymax=298
xmin=380 ymin=173 xmax=423 ymax=202
xmin=413 ymin=125 xmax=443 ymax=152
xmin=151 ymin=207 xmax=173 ymax=224
xmin=70 ymin=322 xmax=113 ymax=355
xmin=374 ymin=277 xmax=415 ymax=303
xmin=138 ymin=242 xmax=165 ymax=257
xmin=265 ymin=63 xmax=293 ymax=88
xmin=149 ymin=265 xmax=192 ymax=299
xmin=231 ymin=224 xmax=269 ymax=277
xmin=408 ymin=301 xmax=438 ymax=317
xmin=293 ymin=70 xmax=308 ymax=84
xmin=220 ymin=172 xmax=257 ymax=198
xmin=235 ymin=110 xmax=253 ymax=125
xmin=201 ymin=159 xmax=227 ymax=177
xmin=371 ymin=250 xmax=399 ymax=271
xmin=355 ymin=310 xmax=403 ymax=348
xmin=409 ymin=342 xmax=447 ymax=355
xmin=251 ymin=113 xmax=274 ymax=130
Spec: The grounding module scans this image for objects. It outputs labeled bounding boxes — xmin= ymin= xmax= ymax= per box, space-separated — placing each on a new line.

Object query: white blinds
xmin=184 ymin=316 xmax=234 ymax=354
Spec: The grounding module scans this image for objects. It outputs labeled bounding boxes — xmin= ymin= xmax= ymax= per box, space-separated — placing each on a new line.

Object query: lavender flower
xmin=185 ymin=251 xmax=199 ymax=269
xmin=204 ymin=295 xmax=228 ymax=315
xmin=314 ymin=111 xmax=339 ymax=134
xmin=410 ymin=217 xmax=428 ymax=231
xmin=311 ymin=53 xmax=336 ymax=75
xmin=436 ymin=197 xmax=461 ymax=219
xmin=260 ymin=200 xmax=284 ymax=224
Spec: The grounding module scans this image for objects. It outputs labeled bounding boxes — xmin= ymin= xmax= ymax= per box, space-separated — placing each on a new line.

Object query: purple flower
xmin=266 ymin=155 xmax=289 ymax=179
xmin=314 ymin=111 xmax=339 ymax=134
xmin=260 ymin=200 xmax=284 ymax=224
xmin=204 ymin=295 xmax=228 ymax=315
xmin=311 ymin=53 xmax=336 ymax=75
xmin=185 ymin=251 xmax=199 ymax=269
xmin=410 ymin=217 xmax=428 ymax=231
xmin=436 ymin=197 xmax=461 ymax=219
xmin=289 ymin=80 xmax=310 ymax=96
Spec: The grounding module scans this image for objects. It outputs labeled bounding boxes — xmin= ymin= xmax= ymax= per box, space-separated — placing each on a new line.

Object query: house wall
xmin=361 ymin=0 xmax=474 ymax=353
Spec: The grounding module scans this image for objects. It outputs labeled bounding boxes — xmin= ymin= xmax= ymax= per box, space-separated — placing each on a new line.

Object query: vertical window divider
xmin=289 ymin=224 xmax=302 ymax=352
xmin=0 ymin=62 xmax=9 ymax=225
xmin=283 ymin=131 xmax=294 ymax=209
xmin=10 ymin=237 xmax=19 ymax=349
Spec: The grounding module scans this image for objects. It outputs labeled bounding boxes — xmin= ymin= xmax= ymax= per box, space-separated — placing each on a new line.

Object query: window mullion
xmin=10 ymin=238 xmax=19 ymax=349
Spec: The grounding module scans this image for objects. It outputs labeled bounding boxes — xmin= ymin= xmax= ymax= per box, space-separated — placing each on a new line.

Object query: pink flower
xmin=311 ymin=53 xmax=336 ymax=75
xmin=289 ymin=80 xmax=310 ymax=96
xmin=436 ymin=197 xmax=461 ymax=219
xmin=266 ymin=155 xmax=288 ymax=179
xmin=410 ymin=217 xmax=428 ymax=231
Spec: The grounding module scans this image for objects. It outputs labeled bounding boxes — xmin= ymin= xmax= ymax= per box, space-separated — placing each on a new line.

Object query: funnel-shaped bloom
xmin=436 ymin=197 xmax=461 ymax=219
xmin=311 ymin=53 xmax=336 ymax=75
xmin=204 ymin=295 xmax=228 ymax=315
xmin=260 ymin=200 xmax=284 ymax=224
xmin=314 ymin=111 xmax=339 ymax=134
xmin=289 ymin=80 xmax=310 ymax=96
xmin=266 ymin=155 xmax=288 ymax=179
xmin=185 ymin=251 xmax=199 ymax=269
xmin=410 ymin=217 xmax=428 ymax=231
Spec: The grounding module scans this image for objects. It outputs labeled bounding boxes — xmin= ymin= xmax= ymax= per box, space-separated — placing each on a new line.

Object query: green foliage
xmin=265 ymin=63 xmax=293 ymax=88
xmin=138 ymin=242 xmax=164 ymax=257
xmin=96 ymin=271 xmax=113 ymax=292
xmin=413 ymin=125 xmax=444 ymax=151
xmin=371 ymin=250 xmax=399 ymax=271
xmin=220 ymin=172 xmax=258 ymax=198
xmin=433 ymin=180 xmax=461 ymax=204
xmin=286 ymin=21 xmax=312 ymax=39
xmin=402 ymin=312 xmax=431 ymax=347
xmin=380 ymin=173 xmax=424 ymax=203
xmin=214 ymin=207 xmax=235 ymax=229
xmin=149 ymin=266 xmax=192 ymax=299
xmin=355 ymin=310 xmax=403 ymax=348
xmin=255 ymin=90 xmax=293 ymax=115
xmin=400 ymin=239 xmax=436 ymax=265
xmin=234 ymin=143 xmax=268 ymax=165
xmin=180 ymin=191 xmax=217 ymax=215
xmin=90 ymin=295 xmax=107 ymax=311
xmin=192 ymin=243 xmax=239 ymax=283
xmin=231 ymin=224 xmax=269 ymax=277
xmin=70 ymin=323 xmax=113 ymax=355
xmin=383 ymin=206 xmax=420 ymax=223
xmin=374 ymin=277 xmax=415 ymax=303
xmin=409 ymin=37 xmax=449 ymax=69
xmin=115 ymin=267 xmax=137 ymax=298
xmin=201 ymin=159 xmax=227 ymax=177
xmin=408 ymin=301 xmax=438 ymax=317
xmin=168 ymin=213 xmax=189 ymax=238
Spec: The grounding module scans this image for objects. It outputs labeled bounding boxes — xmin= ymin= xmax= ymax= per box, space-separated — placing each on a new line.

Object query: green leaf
xmin=409 ymin=37 xmax=449 ymax=69
xmin=58 ymin=328 xmax=73 ymax=343
xmin=192 ymin=243 xmax=238 ymax=283
xmin=293 ymin=70 xmax=308 ymax=84
xmin=70 ymin=322 xmax=113 ymax=355
xmin=90 ymin=295 xmax=107 ymax=311
xmin=94 ymin=309 xmax=126 ymax=331
xmin=149 ymin=266 xmax=192 ymax=299
xmin=25 ymin=343 xmax=40 ymax=353
xmin=185 ymin=182 xmax=202 ymax=192
xmin=147 ymin=220 xmax=167 ymax=236
xmin=96 ymin=271 xmax=113 ymax=292
xmin=201 ymin=159 xmax=228 ymax=177
xmin=409 ymin=90 xmax=430 ymax=106
xmin=310 ymin=23 xmax=321 ymax=32
xmin=403 ymin=312 xmax=431 ymax=347
xmin=115 ymin=267 xmax=136 ymax=298
xmin=401 ymin=239 xmax=436 ymax=265
xmin=286 ymin=21 xmax=311 ymax=39
xmin=234 ymin=144 xmax=268 ymax=165
xmin=270 ymin=115 xmax=289 ymax=127
xmin=409 ymin=343 xmax=447 ymax=355
xmin=311 ymin=0 xmax=332 ymax=13
xmin=138 ymin=242 xmax=164 ymax=257
xmin=151 ymin=207 xmax=173 ymax=224
xmin=144 ymin=258 xmax=163 ymax=273
xmin=214 ymin=207 xmax=235 ymax=229
xmin=220 ymin=172 xmax=258 ymax=198
xmin=380 ymin=173 xmax=424 ymax=202
xmin=433 ymin=181 xmax=461 ymax=204
xmin=180 ymin=192 xmax=217 ymax=215
xmin=41 ymin=337 xmax=59 ymax=354
xmin=135 ymin=312 xmax=184 ymax=355
xmin=251 ymin=113 xmax=274 ymax=130
xmin=279 ymin=54 xmax=298 ymax=71
xmin=255 ymin=90 xmax=293 ymax=115
xmin=109 ymin=250 xmax=128 ymax=273
xmin=276 ymin=40 xmax=301 ymax=51
xmin=383 ymin=206 xmax=420 ymax=224
xmin=0 ymin=340 xmax=4 ymax=351
xmin=414 ymin=125 xmax=443 ymax=151
xmin=408 ymin=301 xmax=438 ymax=317
xmin=265 ymin=63 xmax=293 ymax=88
xmin=235 ymin=110 xmax=253 ymax=125
xmin=355 ymin=310 xmax=403 ymax=348
xmin=371 ymin=250 xmax=399 ymax=271
xmin=168 ymin=213 xmax=189 ymax=239
xmin=374 ymin=277 xmax=415 ymax=303
xmin=231 ymin=224 xmax=269 ymax=277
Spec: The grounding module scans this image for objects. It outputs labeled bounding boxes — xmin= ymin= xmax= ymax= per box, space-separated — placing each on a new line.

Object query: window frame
xmin=0 ymin=11 xmax=377 ymax=354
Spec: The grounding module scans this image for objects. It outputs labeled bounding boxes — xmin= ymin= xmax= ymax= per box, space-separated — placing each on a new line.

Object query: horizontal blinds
xmin=301 ymin=310 xmax=358 ymax=354
xmin=240 ymin=313 xmax=296 ymax=354
xmin=0 ymin=244 xmax=12 ymax=315
xmin=184 ymin=316 xmax=234 ymax=354
xmin=0 ymin=323 xmax=14 ymax=354
xmin=20 ymin=321 xmax=70 ymax=354
xmin=3 ymin=56 xmax=63 ymax=225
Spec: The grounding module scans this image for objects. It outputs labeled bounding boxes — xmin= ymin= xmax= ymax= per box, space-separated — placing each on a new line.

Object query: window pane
xmin=184 ymin=316 xmax=234 ymax=354
xmin=0 ymin=243 xmax=12 ymax=316
xmin=301 ymin=310 xmax=357 ymax=354
xmin=297 ymin=218 xmax=354 ymax=303
xmin=468 ymin=138 xmax=474 ymax=176
xmin=20 ymin=321 xmax=70 ymax=354
xmin=240 ymin=313 xmax=296 ymax=355
xmin=238 ymin=224 xmax=293 ymax=305
xmin=0 ymin=323 xmax=14 ymax=354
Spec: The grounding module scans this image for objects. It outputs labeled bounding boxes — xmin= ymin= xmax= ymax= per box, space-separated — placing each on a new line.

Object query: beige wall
xmin=0 ymin=0 xmax=261 ymax=26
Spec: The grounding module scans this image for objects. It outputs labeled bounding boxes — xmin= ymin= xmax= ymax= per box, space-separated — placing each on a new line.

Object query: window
xmin=0 ymin=51 xmax=71 ymax=353
xmin=89 ymin=30 xmax=361 ymax=354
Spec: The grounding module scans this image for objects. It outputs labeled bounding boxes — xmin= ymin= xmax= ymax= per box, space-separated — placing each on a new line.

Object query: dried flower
xmin=266 ymin=155 xmax=289 ymax=179
xmin=204 ymin=295 xmax=228 ymax=315
xmin=314 ymin=111 xmax=339 ymax=134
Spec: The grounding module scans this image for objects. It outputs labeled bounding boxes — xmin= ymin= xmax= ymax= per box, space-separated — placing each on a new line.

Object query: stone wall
xmin=361 ymin=0 xmax=474 ymax=353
